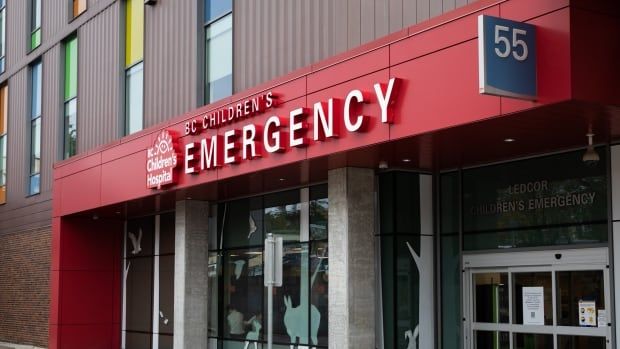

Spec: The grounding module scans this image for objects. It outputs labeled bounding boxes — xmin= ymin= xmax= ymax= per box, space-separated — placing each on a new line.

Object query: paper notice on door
xmin=522 ymin=286 xmax=544 ymax=325
xmin=578 ymin=300 xmax=596 ymax=327
xmin=597 ymin=309 xmax=606 ymax=328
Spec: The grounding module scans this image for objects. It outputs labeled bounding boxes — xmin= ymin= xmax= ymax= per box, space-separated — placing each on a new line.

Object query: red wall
xmin=49 ymin=217 xmax=122 ymax=349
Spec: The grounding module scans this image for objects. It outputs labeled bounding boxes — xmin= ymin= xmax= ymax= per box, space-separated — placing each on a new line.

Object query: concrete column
xmin=328 ymin=167 xmax=376 ymax=348
xmin=174 ymin=200 xmax=209 ymax=349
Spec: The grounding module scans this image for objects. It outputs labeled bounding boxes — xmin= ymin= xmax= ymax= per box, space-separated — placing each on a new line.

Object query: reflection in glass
xmin=474 ymin=331 xmax=509 ymax=349
xmin=309 ymin=185 xmax=328 ymax=240
xmin=208 ymin=252 xmax=221 ymax=337
xmin=220 ymin=197 xmax=264 ymax=249
xmin=264 ymin=190 xmax=300 ymax=242
xmin=557 ymin=335 xmax=606 ymax=349
xmin=64 ymin=98 xmax=77 ymax=159
xmin=556 ymin=270 xmax=604 ymax=326
xmin=125 ymin=256 xmax=153 ymax=333
xmin=206 ymin=14 xmax=232 ymax=103
xmin=159 ymin=255 xmax=174 ymax=335
xmin=513 ymin=272 xmax=553 ymax=325
xmin=513 ymin=333 xmax=553 ymax=349
xmin=126 ymin=62 xmax=143 ymax=135
xmin=474 ymin=273 xmax=509 ymax=323
xmin=310 ymin=242 xmax=328 ymax=347
xmin=223 ymin=249 xmax=263 ymax=340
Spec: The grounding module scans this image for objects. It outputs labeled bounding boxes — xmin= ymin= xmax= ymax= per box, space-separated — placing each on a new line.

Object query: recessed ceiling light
xmin=186 ymin=197 xmax=192 ymax=200
xmin=115 ymin=211 xmax=121 ymax=215
xmin=402 ymin=158 xmax=411 ymax=163
xmin=504 ymin=138 xmax=515 ymax=143
xmin=279 ymin=178 xmax=286 ymax=181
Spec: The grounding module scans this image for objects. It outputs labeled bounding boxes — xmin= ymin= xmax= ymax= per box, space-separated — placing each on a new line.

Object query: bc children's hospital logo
xmin=146 ymin=130 xmax=181 ymax=189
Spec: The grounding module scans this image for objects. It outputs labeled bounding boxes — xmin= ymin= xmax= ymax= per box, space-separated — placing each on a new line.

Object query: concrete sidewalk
xmin=0 ymin=342 xmax=45 ymax=349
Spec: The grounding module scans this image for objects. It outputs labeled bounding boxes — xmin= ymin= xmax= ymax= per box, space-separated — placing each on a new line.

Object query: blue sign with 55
xmin=478 ymin=15 xmax=537 ymax=100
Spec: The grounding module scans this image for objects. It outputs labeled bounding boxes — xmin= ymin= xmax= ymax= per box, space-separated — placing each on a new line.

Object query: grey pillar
xmin=174 ymin=200 xmax=209 ymax=349
xmin=328 ymin=167 xmax=376 ymax=348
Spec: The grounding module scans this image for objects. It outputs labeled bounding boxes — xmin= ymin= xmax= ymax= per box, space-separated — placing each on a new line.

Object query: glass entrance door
xmin=463 ymin=248 xmax=611 ymax=349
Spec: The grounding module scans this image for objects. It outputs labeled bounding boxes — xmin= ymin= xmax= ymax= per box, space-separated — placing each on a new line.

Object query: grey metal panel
xmin=389 ymin=0 xmax=403 ymax=33
xmin=361 ymin=0 xmax=375 ymax=45
xmin=456 ymin=0 xmax=468 ymax=7
xmin=417 ymin=0 xmax=430 ymax=23
xmin=430 ymin=0 xmax=444 ymax=18
xmin=6 ymin=0 xmax=27 ymax=72
xmin=348 ymin=0 xmax=361 ymax=49
xmin=443 ymin=0 xmax=457 ymax=12
xmin=144 ymin=0 xmax=197 ymax=127
xmin=41 ymin=46 xmax=61 ymax=191
xmin=43 ymin=0 xmax=69 ymax=45
xmin=78 ymin=2 xmax=120 ymax=152
xmin=375 ymin=0 xmax=390 ymax=39
xmin=404 ymin=0 xmax=418 ymax=27
xmin=232 ymin=0 xmax=477 ymax=92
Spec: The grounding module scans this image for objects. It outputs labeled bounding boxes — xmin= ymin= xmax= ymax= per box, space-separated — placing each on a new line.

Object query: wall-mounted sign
xmin=578 ymin=300 xmax=596 ymax=327
xmin=478 ymin=15 xmax=537 ymax=100
xmin=183 ymin=78 xmax=400 ymax=176
xmin=522 ymin=286 xmax=544 ymax=325
xmin=463 ymin=150 xmax=607 ymax=233
xmin=146 ymin=130 xmax=181 ymax=189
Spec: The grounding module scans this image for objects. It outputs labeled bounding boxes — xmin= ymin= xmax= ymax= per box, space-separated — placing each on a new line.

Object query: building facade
xmin=0 ymin=0 xmax=618 ymax=349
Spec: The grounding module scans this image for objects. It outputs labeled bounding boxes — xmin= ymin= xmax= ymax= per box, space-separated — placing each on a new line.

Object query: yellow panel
xmin=0 ymin=85 xmax=6 ymax=135
xmin=73 ymin=0 xmax=87 ymax=18
xmin=125 ymin=0 xmax=144 ymax=67
xmin=0 ymin=186 xmax=5 ymax=205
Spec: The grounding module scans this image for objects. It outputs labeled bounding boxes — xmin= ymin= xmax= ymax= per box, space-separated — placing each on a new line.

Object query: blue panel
xmin=479 ymin=15 xmax=537 ymax=100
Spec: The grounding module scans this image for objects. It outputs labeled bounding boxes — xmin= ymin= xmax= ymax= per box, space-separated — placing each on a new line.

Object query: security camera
xmin=582 ymin=133 xmax=600 ymax=167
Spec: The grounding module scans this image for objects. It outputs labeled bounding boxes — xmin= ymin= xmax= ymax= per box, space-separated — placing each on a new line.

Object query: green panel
xmin=64 ymin=37 xmax=78 ymax=100
xmin=381 ymin=236 xmax=395 ymax=349
xmin=30 ymin=28 xmax=40 ymax=50
xmin=379 ymin=172 xmax=421 ymax=235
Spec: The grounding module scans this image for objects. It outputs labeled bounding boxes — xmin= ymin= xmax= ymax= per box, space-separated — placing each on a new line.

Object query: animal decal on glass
xmin=248 ymin=215 xmax=258 ymax=239
xmin=243 ymin=315 xmax=262 ymax=349
xmin=404 ymin=239 xmax=433 ymax=349
xmin=128 ymin=228 xmax=143 ymax=255
xmin=282 ymin=248 xmax=326 ymax=348
xmin=231 ymin=260 xmax=246 ymax=280
xmin=405 ymin=327 xmax=419 ymax=349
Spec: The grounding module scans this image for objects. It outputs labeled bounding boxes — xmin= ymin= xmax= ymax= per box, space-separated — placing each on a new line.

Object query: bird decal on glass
xmin=248 ymin=215 xmax=257 ymax=239
xmin=128 ymin=228 xmax=143 ymax=255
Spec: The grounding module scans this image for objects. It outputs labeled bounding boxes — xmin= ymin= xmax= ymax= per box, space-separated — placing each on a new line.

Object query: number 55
xmin=494 ymin=25 xmax=529 ymax=61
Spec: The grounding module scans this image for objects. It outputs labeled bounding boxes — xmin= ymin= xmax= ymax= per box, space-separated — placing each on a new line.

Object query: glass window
xmin=474 ymin=331 xmax=510 ymax=349
xmin=64 ymin=36 xmax=78 ymax=100
xmin=462 ymin=149 xmax=608 ymax=250
xmin=440 ymin=171 xmax=460 ymax=348
xmin=64 ymin=36 xmax=78 ymax=158
xmin=0 ymin=84 xmax=7 ymax=204
xmin=512 ymin=272 xmax=553 ymax=325
xmin=556 ymin=270 xmax=605 ymax=327
xmin=64 ymin=98 xmax=77 ymax=159
xmin=125 ymin=62 xmax=143 ymax=135
xmin=205 ymin=13 xmax=232 ymax=103
xmin=30 ymin=0 xmax=41 ymax=50
xmin=72 ymin=0 xmax=86 ymax=18
xmin=124 ymin=214 xmax=175 ymax=347
xmin=29 ymin=62 xmax=42 ymax=195
xmin=125 ymin=0 xmax=144 ymax=67
xmin=205 ymin=0 xmax=232 ymax=23
xmin=0 ymin=0 xmax=6 ymax=73
xmin=513 ymin=333 xmax=553 ymax=349
xmin=210 ymin=186 xmax=328 ymax=348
